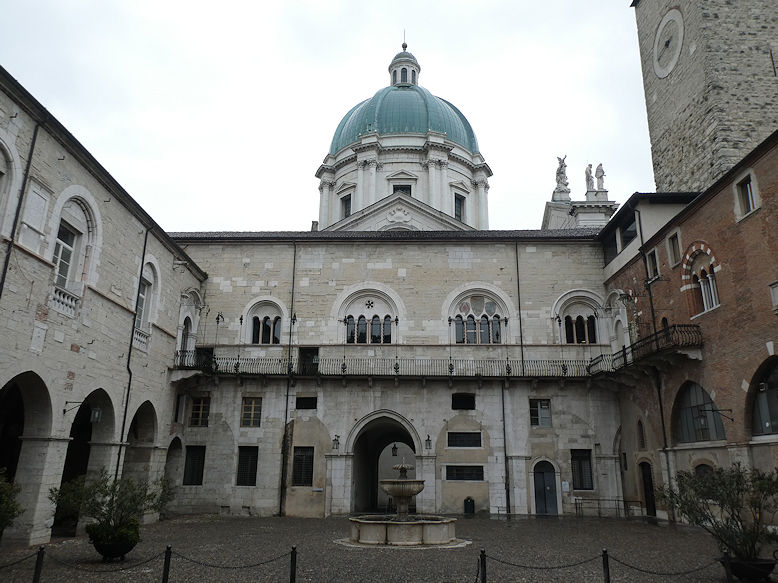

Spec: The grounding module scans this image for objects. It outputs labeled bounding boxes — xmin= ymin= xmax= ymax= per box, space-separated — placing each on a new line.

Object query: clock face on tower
xmin=652 ymin=8 xmax=684 ymax=78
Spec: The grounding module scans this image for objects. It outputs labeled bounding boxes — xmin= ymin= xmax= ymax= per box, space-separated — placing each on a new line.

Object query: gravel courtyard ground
xmin=0 ymin=514 xmax=739 ymax=582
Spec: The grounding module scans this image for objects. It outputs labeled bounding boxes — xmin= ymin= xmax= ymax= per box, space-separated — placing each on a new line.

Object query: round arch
xmin=746 ymin=355 xmax=778 ymax=436
xmin=345 ymin=409 xmax=421 ymax=454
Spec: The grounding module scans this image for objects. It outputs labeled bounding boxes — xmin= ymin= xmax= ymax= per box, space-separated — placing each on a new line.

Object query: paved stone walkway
xmin=0 ymin=514 xmax=744 ymax=582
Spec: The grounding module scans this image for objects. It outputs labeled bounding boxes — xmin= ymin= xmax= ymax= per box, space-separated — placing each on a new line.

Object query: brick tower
xmin=632 ymin=0 xmax=778 ymax=192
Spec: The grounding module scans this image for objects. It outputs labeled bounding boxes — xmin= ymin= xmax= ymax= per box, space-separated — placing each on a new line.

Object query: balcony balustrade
xmin=173 ymin=350 xmax=591 ymax=379
xmin=587 ymin=324 xmax=703 ymax=374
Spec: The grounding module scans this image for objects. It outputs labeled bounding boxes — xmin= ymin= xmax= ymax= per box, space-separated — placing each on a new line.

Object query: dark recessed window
xmin=668 ymin=233 xmax=681 ymax=265
xmin=292 ymin=446 xmax=314 ymax=486
xmin=183 ymin=445 xmax=206 ymax=485
xmin=447 ymin=432 xmax=481 ymax=447
xmin=446 ymin=465 xmax=484 ymax=481
xmin=341 ymin=194 xmax=351 ymax=219
xmin=393 ymin=184 xmax=411 ymax=196
xmin=738 ymin=176 xmax=755 ymax=214
xmin=454 ymin=194 xmax=465 ymax=221
xmin=236 ymin=446 xmax=258 ymax=486
xmin=647 ymin=249 xmax=659 ymax=279
xmin=620 ymin=214 xmax=637 ymax=248
xmin=452 ymin=393 xmax=476 ymax=410
xmin=296 ymin=396 xmax=318 ymax=409
xmin=571 ymin=449 xmax=593 ymax=490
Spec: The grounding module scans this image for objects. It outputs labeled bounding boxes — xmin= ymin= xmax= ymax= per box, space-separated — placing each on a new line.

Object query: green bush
xmin=658 ymin=464 xmax=778 ymax=561
xmin=0 ymin=468 xmax=22 ymax=536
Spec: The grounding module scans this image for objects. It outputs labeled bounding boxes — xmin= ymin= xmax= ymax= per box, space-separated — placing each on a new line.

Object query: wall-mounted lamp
xmin=291 ymin=313 xmax=297 ymax=325
xmin=425 ymin=434 xmax=432 ymax=450
xmin=332 ymin=435 xmax=340 ymax=450
xmin=391 ymin=443 xmax=398 ymax=456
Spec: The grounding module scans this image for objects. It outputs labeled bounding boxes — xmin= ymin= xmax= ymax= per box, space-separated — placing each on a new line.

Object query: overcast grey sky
xmin=1 ymin=1 xmax=655 ymax=232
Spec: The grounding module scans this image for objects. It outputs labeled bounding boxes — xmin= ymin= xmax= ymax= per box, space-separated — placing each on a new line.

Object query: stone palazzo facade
xmin=1 ymin=0 xmax=778 ymax=546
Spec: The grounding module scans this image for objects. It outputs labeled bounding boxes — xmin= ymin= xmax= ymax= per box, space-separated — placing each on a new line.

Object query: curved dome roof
xmin=329 ymin=84 xmax=480 ymax=155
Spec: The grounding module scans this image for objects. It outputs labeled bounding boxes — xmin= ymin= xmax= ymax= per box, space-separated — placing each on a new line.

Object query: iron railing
xmin=173 ymin=351 xmax=590 ymax=379
xmin=587 ymin=324 xmax=703 ymax=374
xmin=573 ymin=497 xmax=646 ymax=518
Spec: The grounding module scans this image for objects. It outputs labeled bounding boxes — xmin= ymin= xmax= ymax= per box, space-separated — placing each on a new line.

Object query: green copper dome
xmin=329 ymin=84 xmax=480 ymax=155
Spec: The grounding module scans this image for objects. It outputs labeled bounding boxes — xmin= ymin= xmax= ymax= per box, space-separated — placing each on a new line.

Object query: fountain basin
xmin=349 ymin=515 xmax=457 ymax=546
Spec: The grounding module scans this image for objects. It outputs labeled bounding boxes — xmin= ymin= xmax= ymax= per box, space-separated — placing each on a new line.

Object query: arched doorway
xmin=0 ymin=382 xmax=24 ymax=480
xmin=639 ymin=461 xmax=656 ymax=517
xmin=122 ymin=401 xmax=157 ymax=482
xmin=533 ymin=461 xmax=558 ymax=515
xmin=351 ymin=416 xmax=416 ymax=513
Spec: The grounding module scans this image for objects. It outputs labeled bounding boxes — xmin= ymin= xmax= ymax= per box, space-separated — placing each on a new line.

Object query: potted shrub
xmin=50 ymin=470 xmax=171 ymax=561
xmin=0 ymin=468 xmax=22 ymax=540
xmin=658 ymin=464 xmax=778 ymax=582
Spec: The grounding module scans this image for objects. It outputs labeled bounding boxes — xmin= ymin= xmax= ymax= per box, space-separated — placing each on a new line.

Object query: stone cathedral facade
xmin=1 ymin=1 xmax=777 ymax=545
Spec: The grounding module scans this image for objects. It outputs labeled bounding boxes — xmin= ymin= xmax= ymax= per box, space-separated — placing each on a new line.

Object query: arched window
xmin=688 ymin=251 xmax=720 ymax=316
xmin=401 ymin=67 xmax=407 ymax=82
xmin=383 ymin=315 xmax=392 ymax=343
xmin=371 ymin=315 xmax=382 ymax=343
xmin=587 ymin=316 xmax=597 ymax=343
xmin=565 ymin=316 xmax=574 ymax=343
xmin=752 ymin=359 xmax=778 ymax=435
xmin=246 ymin=301 xmax=283 ymax=345
xmin=135 ymin=262 xmax=157 ymax=332
xmin=450 ymin=294 xmax=505 ymax=344
xmin=180 ymin=317 xmax=192 ymax=351
xmin=356 ymin=316 xmax=368 ymax=343
xmin=554 ymin=292 xmax=602 ymax=345
xmin=346 ymin=316 xmax=355 ymax=344
xmin=673 ymin=382 xmax=726 ymax=443
xmin=411 ymin=70 xmax=416 ymax=84
xmin=563 ymin=311 xmax=597 ymax=343
xmin=694 ymin=463 xmax=714 ymax=476
xmin=52 ymin=199 xmax=94 ymax=293
xmin=392 ymin=70 xmax=397 ymax=84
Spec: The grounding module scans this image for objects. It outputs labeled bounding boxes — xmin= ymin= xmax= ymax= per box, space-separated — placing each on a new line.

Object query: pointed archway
xmin=350 ymin=414 xmax=417 ymax=513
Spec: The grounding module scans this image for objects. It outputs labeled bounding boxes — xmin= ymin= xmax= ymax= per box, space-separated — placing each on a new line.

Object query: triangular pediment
xmin=449 ymin=180 xmax=471 ymax=193
xmin=336 ymin=181 xmax=356 ymax=194
xmin=385 ymin=170 xmax=419 ymax=181
xmin=325 ymin=192 xmax=473 ymax=232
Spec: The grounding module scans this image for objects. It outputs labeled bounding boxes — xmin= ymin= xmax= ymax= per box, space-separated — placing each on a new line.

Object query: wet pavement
xmin=0 ymin=513 xmax=740 ymax=582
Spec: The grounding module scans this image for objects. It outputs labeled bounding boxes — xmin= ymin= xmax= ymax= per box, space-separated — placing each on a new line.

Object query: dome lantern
xmin=389 ymin=42 xmax=420 ymax=86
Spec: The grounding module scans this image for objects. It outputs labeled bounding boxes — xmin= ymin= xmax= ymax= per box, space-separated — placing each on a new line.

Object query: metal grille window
xmin=296 ymin=396 xmax=317 ymax=409
xmin=530 ymin=399 xmax=552 ymax=427
xmin=571 ymin=449 xmax=593 ymax=490
xmin=446 ymin=465 xmax=484 ymax=481
xmin=451 ymin=393 xmax=475 ymax=410
xmin=292 ymin=446 xmax=314 ymax=486
xmin=236 ymin=446 xmax=258 ymax=486
xmin=447 ymin=432 xmax=481 ymax=447
xmin=241 ymin=397 xmax=262 ymax=427
xmin=190 ymin=397 xmax=210 ymax=427
xmin=183 ymin=445 xmax=205 ymax=485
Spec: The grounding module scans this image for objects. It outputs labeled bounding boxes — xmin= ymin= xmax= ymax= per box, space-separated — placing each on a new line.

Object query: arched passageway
xmin=122 ymin=401 xmax=158 ymax=481
xmin=352 ymin=416 xmax=415 ymax=512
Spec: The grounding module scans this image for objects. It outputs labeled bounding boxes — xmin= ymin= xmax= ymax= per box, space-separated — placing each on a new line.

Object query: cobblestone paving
xmin=0 ymin=514 xmax=747 ymax=582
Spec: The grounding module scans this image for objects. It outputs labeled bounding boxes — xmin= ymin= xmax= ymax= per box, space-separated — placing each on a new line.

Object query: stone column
xmin=415 ymin=454 xmax=437 ymax=514
xmin=3 ymin=436 xmax=70 ymax=546
xmin=355 ymin=162 xmax=365 ymax=212
xmin=439 ymin=160 xmax=449 ymax=213
xmin=87 ymin=440 xmax=124 ymax=479
xmin=474 ymin=179 xmax=489 ymax=229
xmin=367 ymin=159 xmax=377 ymax=207
xmin=426 ymin=160 xmax=438 ymax=209
xmin=318 ymin=180 xmax=334 ymax=228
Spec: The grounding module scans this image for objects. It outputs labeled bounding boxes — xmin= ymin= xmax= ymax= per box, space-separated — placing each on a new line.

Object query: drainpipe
xmin=115 ymin=226 xmax=150 ymax=479
xmin=279 ymin=240 xmax=297 ymax=515
xmin=632 ymin=206 xmax=674 ymax=519
xmin=0 ymin=120 xmax=42 ymax=301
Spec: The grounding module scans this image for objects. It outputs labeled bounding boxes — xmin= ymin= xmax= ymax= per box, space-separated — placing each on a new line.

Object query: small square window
xmin=447 ymin=432 xmax=481 ymax=447
xmin=393 ymin=184 xmax=411 ymax=196
xmin=296 ymin=396 xmax=317 ymax=409
xmin=452 ymin=393 xmax=475 ymax=410
xmin=738 ymin=176 xmax=756 ymax=215
xmin=646 ymin=249 xmax=659 ymax=279
xmin=668 ymin=233 xmax=681 ymax=266
xmin=241 ymin=397 xmax=262 ymax=427
xmin=530 ymin=399 xmax=552 ymax=427
xmin=445 ymin=465 xmax=484 ymax=481
xmin=190 ymin=397 xmax=210 ymax=427
xmin=341 ymin=194 xmax=351 ymax=219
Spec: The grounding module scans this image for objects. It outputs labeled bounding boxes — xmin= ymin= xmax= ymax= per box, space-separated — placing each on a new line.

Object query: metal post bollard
xmin=601 ymin=548 xmax=611 ymax=583
xmin=290 ymin=545 xmax=297 ymax=583
xmin=480 ymin=548 xmax=487 ymax=583
xmin=32 ymin=546 xmax=45 ymax=583
xmin=722 ymin=549 xmax=733 ymax=583
xmin=161 ymin=545 xmax=172 ymax=583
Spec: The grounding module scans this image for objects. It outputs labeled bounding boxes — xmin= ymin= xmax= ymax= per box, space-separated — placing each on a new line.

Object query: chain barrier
xmin=171 ymin=548 xmax=291 ymax=570
xmin=0 ymin=550 xmax=38 ymax=569
xmin=46 ymin=549 xmax=167 ymax=573
xmin=471 ymin=557 xmax=480 ymax=583
xmin=608 ymin=553 xmax=720 ymax=577
xmin=487 ymin=552 xmax=601 ymax=570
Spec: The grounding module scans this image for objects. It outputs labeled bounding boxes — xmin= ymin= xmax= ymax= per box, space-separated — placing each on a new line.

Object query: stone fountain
xmin=349 ymin=460 xmax=457 ymax=546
